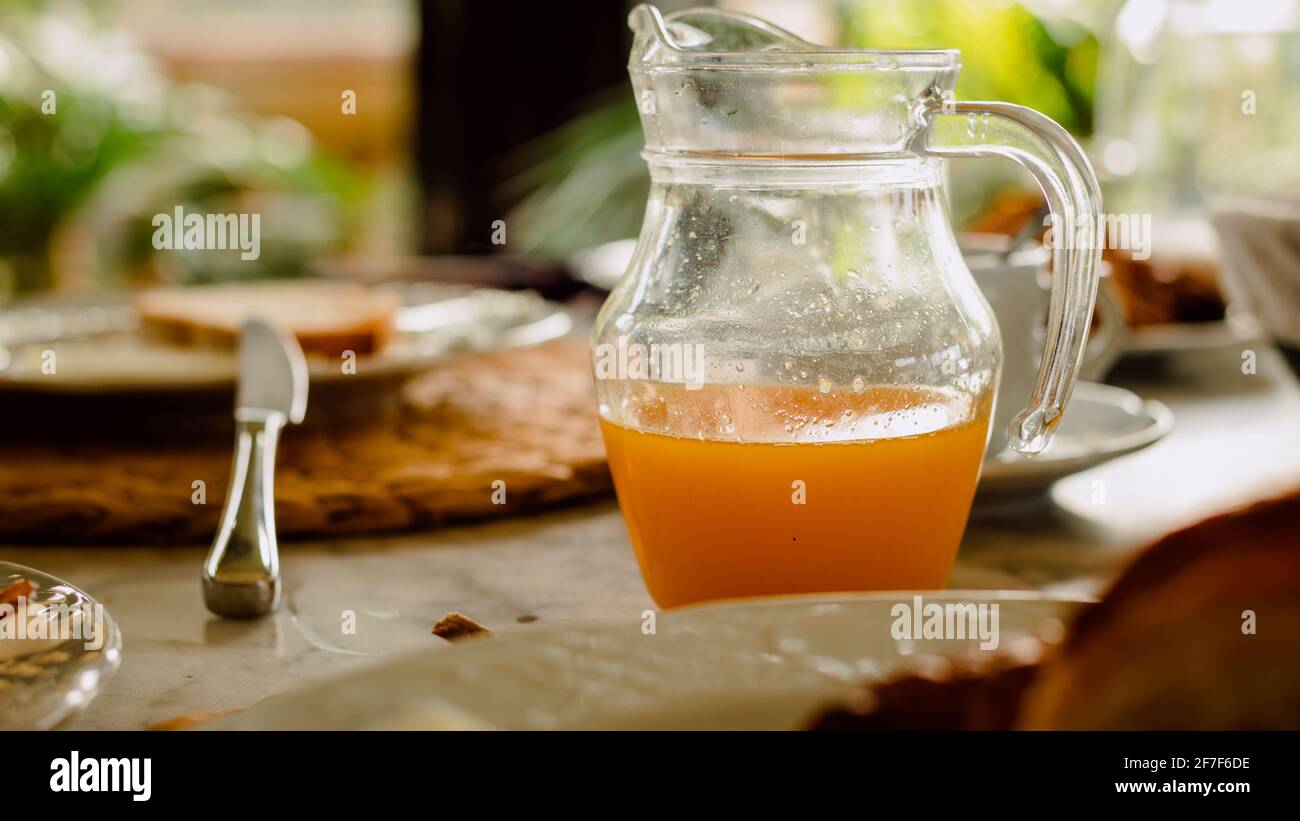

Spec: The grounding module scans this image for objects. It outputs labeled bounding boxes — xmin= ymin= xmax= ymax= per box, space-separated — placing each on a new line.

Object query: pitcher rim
xmin=630 ymin=4 xmax=961 ymax=72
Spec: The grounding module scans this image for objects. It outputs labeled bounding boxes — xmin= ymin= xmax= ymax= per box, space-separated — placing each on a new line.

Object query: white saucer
xmin=211 ymin=591 xmax=1084 ymax=730
xmin=978 ymin=381 xmax=1172 ymax=500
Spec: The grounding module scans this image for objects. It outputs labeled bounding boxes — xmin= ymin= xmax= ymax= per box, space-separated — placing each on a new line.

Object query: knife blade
xmin=237 ymin=318 xmax=308 ymax=423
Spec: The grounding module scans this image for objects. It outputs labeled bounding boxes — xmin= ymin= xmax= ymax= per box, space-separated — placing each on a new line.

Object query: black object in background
xmin=415 ymin=0 xmax=630 ymax=256
xmin=1281 ymin=345 xmax=1300 ymax=381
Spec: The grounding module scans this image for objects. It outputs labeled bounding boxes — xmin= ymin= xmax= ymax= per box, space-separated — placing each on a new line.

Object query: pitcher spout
xmin=628 ymin=3 xmax=824 ymax=67
xmin=626 ymin=4 xmax=959 ymax=159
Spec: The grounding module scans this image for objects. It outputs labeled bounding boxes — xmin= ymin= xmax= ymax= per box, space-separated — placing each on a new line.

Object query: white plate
xmin=978 ymin=381 xmax=1172 ymax=500
xmin=0 ymin=283 xmax=571 ymax=394
xmin=1123 ymin=311 xmax=1262 ymax=356
xmin=0 ymin=562 xmax=122 ymax=730
xmin=211 ymin=591 xmax=1084 ymax=730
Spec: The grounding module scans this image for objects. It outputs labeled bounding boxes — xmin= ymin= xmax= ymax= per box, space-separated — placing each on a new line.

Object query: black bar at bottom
xmin=10 ymin=730 xmax=1290 ymax=807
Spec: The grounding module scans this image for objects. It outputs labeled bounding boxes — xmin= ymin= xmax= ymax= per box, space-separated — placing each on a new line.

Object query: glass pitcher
xmin=593 ymin=5 xmax=1102 ymax=609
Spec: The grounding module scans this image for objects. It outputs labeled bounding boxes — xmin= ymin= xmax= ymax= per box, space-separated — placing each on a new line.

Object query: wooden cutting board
xmin=0 ymin=340 xmax=612 ymax=544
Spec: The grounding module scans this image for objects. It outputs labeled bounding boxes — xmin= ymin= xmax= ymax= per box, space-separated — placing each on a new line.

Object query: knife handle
xmin=202 ymin=410 xmax=287 ymax=618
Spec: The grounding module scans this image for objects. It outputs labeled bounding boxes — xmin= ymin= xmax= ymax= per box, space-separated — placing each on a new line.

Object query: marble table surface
xmin=4 ymin=344 xmax=1298 ymax=730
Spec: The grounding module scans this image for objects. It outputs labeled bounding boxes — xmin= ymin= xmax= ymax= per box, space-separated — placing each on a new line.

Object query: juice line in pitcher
xmin=599 ymin=383 xmax=991 ymax=608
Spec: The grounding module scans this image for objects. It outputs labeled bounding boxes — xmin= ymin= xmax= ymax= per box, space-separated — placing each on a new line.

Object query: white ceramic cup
xmin=963 ymin=235 xmax=1126 ymax=460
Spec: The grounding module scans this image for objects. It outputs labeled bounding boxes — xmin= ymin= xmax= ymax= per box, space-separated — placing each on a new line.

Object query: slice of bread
xmin=806 ymin=485 xmax=1300 ymax=731
xmin=134 ymin=281 xmax=400 ymax=358
xmin=1018 ymin=487 xmax=1300 ymax=730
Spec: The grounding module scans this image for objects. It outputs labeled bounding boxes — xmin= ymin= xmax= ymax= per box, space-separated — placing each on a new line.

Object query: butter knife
xmin=202 ymin=318 xmax=308 ymax=618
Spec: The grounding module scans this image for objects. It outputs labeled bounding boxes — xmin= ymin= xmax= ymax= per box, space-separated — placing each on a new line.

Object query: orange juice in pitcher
xmin=601 ymin=384 xmax=990 ymax=608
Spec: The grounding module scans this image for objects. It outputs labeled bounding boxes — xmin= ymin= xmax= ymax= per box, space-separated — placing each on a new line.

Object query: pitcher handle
xmin=914 ymin=94 xmax=1103 ymax=454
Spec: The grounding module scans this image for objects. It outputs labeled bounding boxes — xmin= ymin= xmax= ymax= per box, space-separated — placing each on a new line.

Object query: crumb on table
xmin=432 ymin=612 xmax=492 ymax=641
xmin=148 ymin=708 xmax=241 ymax=731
